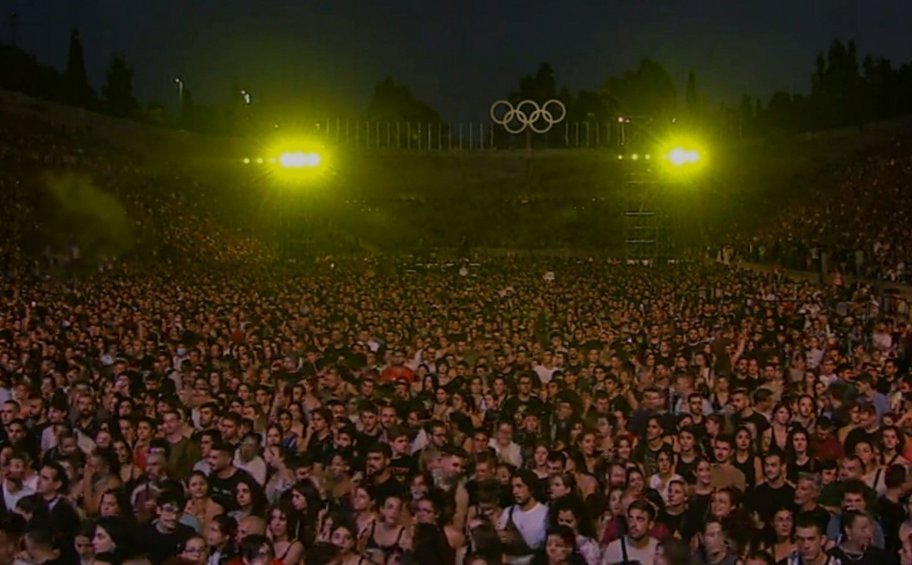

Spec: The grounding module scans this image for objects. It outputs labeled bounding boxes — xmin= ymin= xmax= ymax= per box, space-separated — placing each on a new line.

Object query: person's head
xmin=710 ymin=488 xmax=739 ymax=518
xmin=100 ymin=487 xmax=132 ymax=518
xmin=548 ymin=472 xmax=576 ymax=501
xmin=239 ymin=534 xmax=273 ymax=565
xmin=237 ymin=516 xmax=266 ymax=542
xmin=330 ymin=522 xmax=357 ymax=554
xmin=267 ymin=502 xmax=298 ymax=541
xmin=795 ymin=513 xmax=827 ymax=563
xmin=701 ymin=517 xmax=726 ymax=556
xmin=36 ymin=462 xmax=67 ymax=498
xmin=656 ymin=538 xmax=695 ymax=565
xmin=552 ymin=496 xmax=595 ymax=539
xmin=511 ymin=469 xmax=538 ymax=506
xmin=713 ymin=435 xmax=734 ymax=464
xmin=92 ymin=517 xmax=128 ymax=557
xmin=840 ymin=480 xmax=869 ymax=512
xmin=666 ymin=479 xmax=687 ymax=509
xmin=207 ymin=514 xmax=237 ymax=549
xmin=772 ymin=507 xmax=795 ymax=541
xmin=156 ymin=489 xmax=186 ymax=532
xmin=235 ymin=476 xmax=264 ymax=512
xmin=841 ymin=510 xmax=874 ymax=548
xmin=238 ymin=432 xmax=261 ymax=463
xmin=763 ymin=452 xmax=785 ymax=483
xmin=839 ymin=455 xmax=863 ymax=480
xmin=794 ymin=473 xmax=821 ymax=507
xmin=208 ymin=442 xmax=235 ymax=473
xmin=180 ymin=535 xmax=209 ymax=565
xmin=365 ymin=443 xmax=391 ymax=476
xmin=544 ymin=525 xmax=575 ymax=564
xmin=626 ymin=500 xmax=656 ymax=541
xmin=378 ymin=494 xmax=404 ymax=525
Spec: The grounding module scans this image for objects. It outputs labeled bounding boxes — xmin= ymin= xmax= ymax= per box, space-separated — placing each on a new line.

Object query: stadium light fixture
xmin=279 ymin=151 xmax=322 ymax=169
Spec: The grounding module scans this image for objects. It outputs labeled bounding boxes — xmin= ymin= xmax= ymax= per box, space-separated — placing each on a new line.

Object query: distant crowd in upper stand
xmin=731 ymin=137 xmax=912 ymax=283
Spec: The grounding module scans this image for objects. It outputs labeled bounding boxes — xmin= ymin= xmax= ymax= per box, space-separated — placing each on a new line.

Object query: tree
xmin=366 ymin=77 xmax=440 ymax=123
xmin=102 ymin=55 xmax=138 ymax=117
xmin=509 ymin=62 xmax=558 ymax=102
xmin=66 ymin=28 xmax=95 ymax=107
xmin=602 ymin=58 xmax=678 ymax=118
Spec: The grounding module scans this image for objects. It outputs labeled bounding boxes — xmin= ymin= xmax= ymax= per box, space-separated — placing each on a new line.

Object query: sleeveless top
xmin=365 ymin=522 xmax=407 ymax=560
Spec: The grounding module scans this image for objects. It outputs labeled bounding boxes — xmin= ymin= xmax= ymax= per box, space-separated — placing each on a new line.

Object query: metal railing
xmin=306 ymin=120 xmax=620 ymax=150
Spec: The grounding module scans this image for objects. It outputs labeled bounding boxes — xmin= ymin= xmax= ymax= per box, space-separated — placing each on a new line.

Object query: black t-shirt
xmin=844 ymin=427 xmax=879 ymax=458
xmin=144 ymin=522 xmax=196 ymax=565
xmin=208 ymin=467 xmax=253 ymax=511
xmin=501 ymin=395 xmax=544 ymax=424
xmin=367 ymin=473 xmax=405 ymax=503
xmin=388 ymin=454 xmax=417 ymax=484
xmin=826 ymin=544 xmax=886 ymax=565
xmin=749 ymin=482 xmax=796 ymax=527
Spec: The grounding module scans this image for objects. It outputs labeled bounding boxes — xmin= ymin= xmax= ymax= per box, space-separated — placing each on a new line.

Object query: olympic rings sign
xmin=490 ymin=99 xmax=567 ymax=134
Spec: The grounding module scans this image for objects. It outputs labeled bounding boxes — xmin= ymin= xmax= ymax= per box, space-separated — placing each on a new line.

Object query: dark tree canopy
xmin=102 ymin=55 xmax=138 ymax=118
xmin=66 ymin=27 xmax=95 ymax=107
xmin=366 ymin=77 xmax=441 ymax=123
xmin=602 ymin=58 xmax=678 ymax=117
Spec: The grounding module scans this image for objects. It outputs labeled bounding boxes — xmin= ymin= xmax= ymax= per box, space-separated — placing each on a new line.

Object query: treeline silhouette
xmin=3 ymin=30 xmax=912 ymax=138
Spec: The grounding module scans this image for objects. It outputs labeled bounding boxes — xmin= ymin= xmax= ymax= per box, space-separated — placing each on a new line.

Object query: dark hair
xmin=239 ymin=534 xmax=273 ymax=561
xmin=794 ymin=512 xmax=825 ymax=535
xmin=745 ymin=550 xmax=776 ymax=565
xmin=41 ymin=462 xmax=69 ymax=494
xmin=550 ymin=495 xmax=597 ymax=538
xmin=510 ymin=469 xmax=539 ymax=498
xmin=627 ymin=499 xmax=656 ymax=521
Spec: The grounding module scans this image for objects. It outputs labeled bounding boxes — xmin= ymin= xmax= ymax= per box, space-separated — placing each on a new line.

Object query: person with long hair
xmin=766 ymin=404 xmax=793 ymax=455
xmin=205 ymin=514 xmax=237 ymax=565
xmin=229 ymin=475 xmax=267 ymax=522
xmin=349 ymin=485 xmax=377 ymax=544
xmin=649 ymin=448 xmax=684 ymax=505
xmin=597 ymin=487 xmax=626 ymax=546
xmin=112 ymin=438 xmax=140 ymax=490
xmin=758 ymin=507 xmax=796 ymax=563
xmin=286 ymin=481 xmax=320 ymax=548
xmin=330 ymin=522 xmax=369 ymax=565
xmin=785 ymin=427 xmax=818 ymax=483
xmin=551 ymin=496 xmax=600 ymax=565
xmin=185 ymin=471 xmax=225 ymax=535
xmin=92 ymin=516 xmax=133 ymax=565
xmin=411 ymin=492 xmax=461 ymax=565
xmin=365 ymin=493 xmax=411 ymax=564
xmin=266 ymin=502 xmax=304 ymax=565
xmin=732 ymin=426 xmax=762 ymax=490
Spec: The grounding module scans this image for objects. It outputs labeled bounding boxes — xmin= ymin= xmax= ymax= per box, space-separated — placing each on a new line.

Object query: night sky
xmin=9 ymin=0 xmax=912 ymax=122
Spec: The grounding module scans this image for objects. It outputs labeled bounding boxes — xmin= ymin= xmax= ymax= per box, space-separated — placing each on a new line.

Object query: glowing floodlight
xmin=242 ymin=157 xmax=250 ymax=164
xmin=279 ymin=152 xmax=322 ymax=169
xmin=668 ymin=147 xmax=700 ymax=166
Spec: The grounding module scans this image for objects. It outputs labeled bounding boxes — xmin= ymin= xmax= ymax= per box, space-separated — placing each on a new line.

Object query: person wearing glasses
xmin=180 ymin=536 xmax=211 ymax=565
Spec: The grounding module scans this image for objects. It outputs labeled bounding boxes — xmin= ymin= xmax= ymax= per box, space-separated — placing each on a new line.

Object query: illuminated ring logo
xmin=490 ymin=99 xmax=566 ymax=134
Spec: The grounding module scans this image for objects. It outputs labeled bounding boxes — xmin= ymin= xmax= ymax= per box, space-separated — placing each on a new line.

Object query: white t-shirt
xmin=496 ymin=502 xmax=549 ymax=563
xmin=600 ymin=536 xmax=658 ymax=565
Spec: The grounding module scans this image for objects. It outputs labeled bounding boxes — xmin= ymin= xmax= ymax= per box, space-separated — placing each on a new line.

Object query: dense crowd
xmin=5 ymin=97 xmax=912 ymax=565
xmin=0 ymin=106 xmax=272 ymax=269
xmin=736 ymin=138 xmax=912 ymax=283
xmin=0 ymin=255 xmax=910 ymax=565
